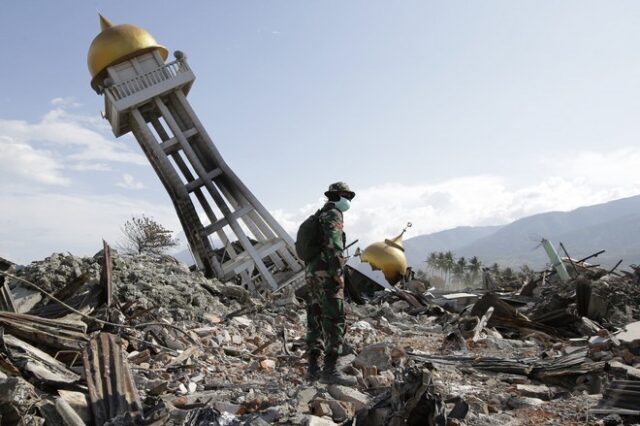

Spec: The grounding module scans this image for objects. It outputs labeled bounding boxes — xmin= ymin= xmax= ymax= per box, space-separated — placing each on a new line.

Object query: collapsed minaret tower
xmin=87 ymin=15 xmax=304 ymax=290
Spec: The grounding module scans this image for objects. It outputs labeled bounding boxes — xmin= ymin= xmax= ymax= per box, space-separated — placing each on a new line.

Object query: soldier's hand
xmin=334 ymin=276 xmax=345 ymax=289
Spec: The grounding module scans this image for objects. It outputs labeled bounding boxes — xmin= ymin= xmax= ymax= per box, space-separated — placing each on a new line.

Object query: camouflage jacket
xmin=307 ymin=203 xmax=346 ymax=280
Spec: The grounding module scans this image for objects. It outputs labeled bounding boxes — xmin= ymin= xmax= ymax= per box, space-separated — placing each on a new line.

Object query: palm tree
xmin=467 ymin=256 xmax=482 ymax=286
xmin=453 ymin=256 xmax=466 ymax=286
xmin=463 ymin=271 xmax=472 ymax=287
xmin=436 ymin=252 xmax=446 ymax=281
xmin=502 ymin=267 xmax=514 ymax=282
xmin=520 ymin=265 xmax=533 ymax=275
xmin=425 ymin=252 xmax=438 ymax=275
xmin=443 ymin=251 xmax=455 ymax=287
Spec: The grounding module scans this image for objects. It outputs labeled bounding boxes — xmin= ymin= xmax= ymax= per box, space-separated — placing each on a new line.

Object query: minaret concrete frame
xmin=88 ymin=18 xmax=304 ymax=290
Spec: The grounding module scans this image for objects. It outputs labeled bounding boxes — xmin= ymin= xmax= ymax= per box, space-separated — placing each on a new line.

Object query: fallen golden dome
xmin=360 ymin=223 xmax=411 ymax=285
xmin=87 ymin=14 xmax=168 ymax=90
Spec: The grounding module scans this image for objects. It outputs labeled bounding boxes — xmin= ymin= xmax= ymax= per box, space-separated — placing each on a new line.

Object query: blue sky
xmin=2 ymin=1 xmax=640 ymax=263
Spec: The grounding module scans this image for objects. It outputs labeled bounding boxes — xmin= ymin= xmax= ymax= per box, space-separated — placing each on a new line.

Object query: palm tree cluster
xmin=423 ymin=251 xmax=484 ymax=289
xmin=419 ymin=252 xmax=535 ymax=290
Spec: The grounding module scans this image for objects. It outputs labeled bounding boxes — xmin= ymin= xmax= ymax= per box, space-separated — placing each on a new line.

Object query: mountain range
xmin=404 ymin=194 xmax=640 ymax=270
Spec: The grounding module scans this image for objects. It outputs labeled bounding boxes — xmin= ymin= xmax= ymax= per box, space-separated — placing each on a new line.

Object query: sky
xmin=2 ymin=1 xmax=640 ymax=264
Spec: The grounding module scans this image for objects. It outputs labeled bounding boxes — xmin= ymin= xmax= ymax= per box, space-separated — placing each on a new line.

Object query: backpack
xmin=295 ymin=209 xmax=322 ymax=261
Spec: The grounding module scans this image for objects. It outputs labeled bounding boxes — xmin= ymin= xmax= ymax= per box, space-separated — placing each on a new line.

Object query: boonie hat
xmin=324 ymin=182 xmax=355 ymax=200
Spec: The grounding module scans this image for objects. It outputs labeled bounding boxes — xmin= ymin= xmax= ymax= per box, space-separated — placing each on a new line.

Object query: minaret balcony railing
xmin=107 ymin=59 xmax=192 ymax=101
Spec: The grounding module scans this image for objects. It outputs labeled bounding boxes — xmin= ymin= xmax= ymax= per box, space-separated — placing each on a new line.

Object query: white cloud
xmin=0 ymin=136 xmax=70 ymax=186
xmin=68 ymin=163 xmax=113 ymax=172
xmin=116 ymin=173 xmax=145 ymax=190
xmin=560 ymin=148 xmax=640 ymax=188
xmin=0 ymin=101 xmax=171 ymax=264
xmin=273 ymin=147 xmax=640 ymax=250
xmin=50 ymin=97 xmax=81 ymax=108
xmin=0 ymin=105 xmax=147 ymax=169
xmin=0 ymin=191 xmax=179 ymax=264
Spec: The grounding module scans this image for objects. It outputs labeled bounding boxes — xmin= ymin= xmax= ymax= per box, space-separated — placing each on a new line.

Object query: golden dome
xmin=360 ymin=223 xmax=411 ymax=285
xmin=87 ymin=14 xmax=168 ymax=90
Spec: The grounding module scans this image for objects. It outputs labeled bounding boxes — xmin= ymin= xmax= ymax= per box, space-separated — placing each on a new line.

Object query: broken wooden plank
xmin=596 ymin=380 xmax=640 ymax=413
xmin=473 ymin=306 xmax=494 ymax=342
xmin=607 ymin=361 xmax=640 ymax=380
xmin=56 ymin=397 xmax=87 ymax=426
xmin=0 ymin=281 xmax=16 ymax=312
xmin=100 ymin=240 xmax=113 ymax=307
xmin=590 ymin=407 xmax=640 ymax=416
xmin=1 ymin=331 xmax=80 ymax=384
xmin=0 ymin=311 xmax=88 ymax=351
xmin=28 ymin=282 xmax=102 ymax=319
xmin=166 ymin=346 xmax=199 ymax=368
xmin=58 ymin=390 xmax=93 ymax=424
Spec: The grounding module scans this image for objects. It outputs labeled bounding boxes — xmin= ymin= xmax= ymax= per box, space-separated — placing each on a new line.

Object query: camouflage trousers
xmin=305 ymin=268 xmax=345 ymax=358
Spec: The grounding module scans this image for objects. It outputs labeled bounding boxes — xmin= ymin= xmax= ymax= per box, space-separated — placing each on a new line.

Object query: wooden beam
xmin=0 ymin=281 xmax=16 ymax=312
xmin=100 ymin=241 xmax=112 ymax=307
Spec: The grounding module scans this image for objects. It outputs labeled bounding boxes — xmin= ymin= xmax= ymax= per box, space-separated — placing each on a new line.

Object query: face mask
xmin=335 ymin=197 xmax=351 ymax=212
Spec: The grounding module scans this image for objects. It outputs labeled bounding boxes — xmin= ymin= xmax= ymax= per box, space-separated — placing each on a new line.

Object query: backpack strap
xmin=319 ymin=202 xmax=342 ymax=219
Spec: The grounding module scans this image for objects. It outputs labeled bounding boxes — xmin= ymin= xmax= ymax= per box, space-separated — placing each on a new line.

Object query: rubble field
xmin=0 ymin=248 xmax=639 ymax=426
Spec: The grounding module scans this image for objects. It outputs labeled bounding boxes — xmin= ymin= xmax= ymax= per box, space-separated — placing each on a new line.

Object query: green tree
xmin=453 ymin=257 xmax=466 ymax=286
xmin=435 ymin=252 xmax=446 ymax=281
xmin=119 ymin=215 xmax=178 ymax=255
xmin=443 ymin=251 xmax=455 ymax=287
xmin=463 ymin=271 xmax=472 ymax=287
xmin=467 ymin=256 xmax=482 ymax=286
xmin=502 ymin=267 xmax=514 ymax=281
xmin=426 ymin=252 xmax=438 ymax=275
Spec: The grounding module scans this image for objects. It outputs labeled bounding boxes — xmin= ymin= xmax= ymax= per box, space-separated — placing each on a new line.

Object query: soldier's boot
xmin=319 ymin=355 xmax=357 ymax=386
xmin=305 ymin=352 xmax=321 ymax=381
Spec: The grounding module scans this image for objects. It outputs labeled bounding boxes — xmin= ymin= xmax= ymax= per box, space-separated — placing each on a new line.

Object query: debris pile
xmin=0 ymin=246 xmax=639 ymax=425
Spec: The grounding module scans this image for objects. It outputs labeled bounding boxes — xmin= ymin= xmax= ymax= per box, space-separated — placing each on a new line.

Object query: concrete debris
xmin=506 ymin=396 xmax=546 ymax=409
xmin=515 ymin=384 xmax=553 ymax=400
xmin=352 ymin=342 xmax=404 ymax=371
xmin=616 ymin=320 xmax=640 ymax=344
xmin=0 ymin=376 xmax=40 ymax=424
xmin=0 ymin=245 xmax=639 ymax=424
xmin=326 ymin=385 xmax=370 ymax=411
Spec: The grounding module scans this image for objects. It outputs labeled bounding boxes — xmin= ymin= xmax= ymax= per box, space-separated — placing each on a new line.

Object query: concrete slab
xmin=616 ymin=321 xmax=640 ymax=344
xmin=327 ymin=385 xmax=370 ymax=411
xmin=304 ymin=415 xmax=338 ymax=426
xmin=516 ymin=384 xmax=552 ymax=400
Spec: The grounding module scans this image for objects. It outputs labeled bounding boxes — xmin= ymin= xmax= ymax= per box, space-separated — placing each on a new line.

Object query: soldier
xmin=305 ymin=182 xmax=357 ymax=386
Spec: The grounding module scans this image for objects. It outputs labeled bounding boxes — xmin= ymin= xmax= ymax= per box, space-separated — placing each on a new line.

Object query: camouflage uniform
xmin=305 ymin=203 xmax=347 ymax=359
